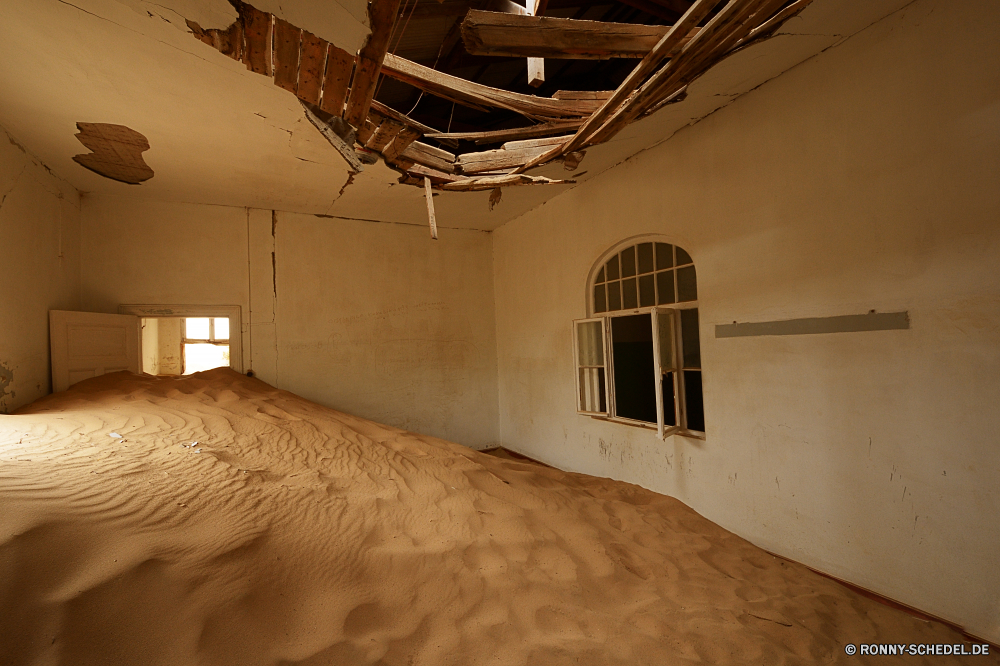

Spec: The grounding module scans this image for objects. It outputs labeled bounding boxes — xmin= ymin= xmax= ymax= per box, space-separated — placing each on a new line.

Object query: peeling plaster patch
xmin=0 ymin=362 xmax=14 ymax=413
xmin=72 ymin=123 xmax=154 ymax=184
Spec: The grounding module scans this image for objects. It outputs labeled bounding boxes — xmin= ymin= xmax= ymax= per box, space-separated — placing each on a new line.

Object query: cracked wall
xmin=492 ymin=0 xmax=1000 ymax=644
xmin=80 ymin=197 xmax=500 ymax=448
xmin=0 ymin=124 xmax=81 ymax=413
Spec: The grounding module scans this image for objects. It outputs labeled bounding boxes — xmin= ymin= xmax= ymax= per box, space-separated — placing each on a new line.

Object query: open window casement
xmin=652 ymin=308 xmax=682 ymax=439
xmin=573 ymin=318 xmax=609 ymax=415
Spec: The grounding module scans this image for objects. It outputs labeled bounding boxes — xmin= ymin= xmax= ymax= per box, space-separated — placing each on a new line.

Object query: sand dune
xmin=0 ymin=369 xmax=988 ymax=665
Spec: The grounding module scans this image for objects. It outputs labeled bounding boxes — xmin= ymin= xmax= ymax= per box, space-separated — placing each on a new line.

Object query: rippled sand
xmin=0 ymin=369 xmax=985 ymax=665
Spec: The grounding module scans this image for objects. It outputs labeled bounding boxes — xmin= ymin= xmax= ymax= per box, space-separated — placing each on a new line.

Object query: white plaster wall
xmin=80 ymin=198 xmax=499 ymax=448
xmin=0 ymin=126 xmax=81 ymax=413
xmin=492 ymin=0 xmax=1000 ymax=642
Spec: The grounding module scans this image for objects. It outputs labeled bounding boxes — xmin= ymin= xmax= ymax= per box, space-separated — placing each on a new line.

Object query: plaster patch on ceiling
xmin=251 ymin=0 xmax=369 ymax=55
xmin=72 ymin=123 xmax=154 ymax=184
xmin=113 ymin=0 xmax=237 ymax=31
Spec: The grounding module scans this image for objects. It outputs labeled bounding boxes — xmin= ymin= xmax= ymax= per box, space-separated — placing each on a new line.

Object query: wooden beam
xmin=296 ymin=30 xmax=326 ymax=106
xmin=461 ymin=11 xmax=699 ymax=59
xmin=382 ymin=127 xmax=422 ymax=161
xmin=424 ymin=120 xmax=582 ymax=144
xmin=438 ymin=173 xmax=574 ymax=191
xmin=300 ymin=101 xmax=365 ymax=173
xmin=380 ymin=53 xmax=604 ymax=118
xmin=272 ymin=17 xmax=301 ymax=94
xmin=320 ymin=44 xmax=354 ymax=116
xmin=240 ymin=4 xmax=272 ymax=76
xmin=366 ymin=119 xmax=405 ymax=152
xmin=456 ymin=144 xmax=556 ymax=174
xmin=514 ymin=0 xmax=724 ymax=172
xmin=424 ymin=177 xmax=438 ymax=240
xmin=400 ymin=141 xmax=457 ymax=173
xmin=344 ymin=0 xmax=404 ymax=128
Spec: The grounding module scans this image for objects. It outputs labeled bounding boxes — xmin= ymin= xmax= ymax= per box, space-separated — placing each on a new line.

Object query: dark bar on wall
xmin=715 ymin=311 xmax=910 ymax=338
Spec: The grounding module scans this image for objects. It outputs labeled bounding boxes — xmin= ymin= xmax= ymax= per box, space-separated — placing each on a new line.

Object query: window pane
xmin=606 ymin=255 xmax=620 ymax=281
xmin=595 ymin=266 xmax=605 ymax=283
xmin=656 ymin=270 xmax=675 ymax=305
xmin=620 ymin=246 xmax=636 ymax=278
xmin=607 ymin=281 xmax=622 ymax=311
xmin=680 ymin=308 xmax=701 ymax=369
xmin=655 ymin=243 xmax=673 ymax=270
xmin=213 ymin=317 xmax=230 ymax=340
xmin=576 ymin=321 xmax=604 ymax=366
xmin=610 ymin=314 xmax=657 ymax=424
xmin=579 ymin=367 xmax=607 ymax=413
xmin=185 ymin=317 xmax=210 ymax=339
xmin=683 ymin=370 xmax=705 ymax=432
xmin=677 ymin=265 xmax=697 ymax=302
xmin=622 ymin=278 xmax=638 ymax=309
xmin=657 ymin=311 xmax=675 ymax=370
xmin=184 ymin=343 xmax=230 ymax=374
xmin=638 ymin=274 xmax=655 ymax=307
xmin=594 ymin=284 xmax=607 ymax=313
xmin=676 ymin=246 xmax=693 ymax=266
xmin=662 ymin=372 xmax=677 ymax=427
xmin=637 ymin=243 xmax=654 ymax=274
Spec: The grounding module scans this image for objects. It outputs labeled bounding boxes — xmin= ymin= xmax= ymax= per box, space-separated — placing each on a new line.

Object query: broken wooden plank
xmin=356 ymin=114 xmax=382 ymax=146
xmin=461 ymin=11 xmax=699 ymax=59
xmin=300 ymin=101 xmax=364 ymax=173
xmin=296 ymin=30 xmax=327 ymax=106
xmin=382 ymin=127 xmax=421 ymax=161
xmin=366 ymin=119 xmax=405 ymax=152
xmin=438 ymin=173 xmax=574 ymax=191
xmin=407 ymin=163 xmax=462 ymax=183
xmin=240 ymin=4 xmax=273 ymax=76
xmin=380 ymin=54 xmax=603 ymax=118
xmin=424 ymin=177 xmax=439 ymax=240
xmin=424 ymin=120 xmax=582 ymax=144
xmin=272 ymin=17 xmax=302 ymax=93
xmin=186 ymin=19 xmax=243 ymax=61
xmin=501 ymin=134 xmax=574 ymax=150
xmin=457 ymin=145 xmax=557 ymax=174
xmin=320 ymin=44 xmax=354 ymax=116
xmin=516 ymin=0 xmax=724 ymax=172
xmin=344 ymin=0 xmax=404 ymax=128
xmin=400 ymin=141 xmax=457 ymax=173
xmin=551 ymin=90 xmax=613 ymax=100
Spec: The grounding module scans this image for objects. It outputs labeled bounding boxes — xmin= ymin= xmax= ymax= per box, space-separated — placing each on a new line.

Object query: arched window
xmin=573 ymin=239 xmax=704 ymax=438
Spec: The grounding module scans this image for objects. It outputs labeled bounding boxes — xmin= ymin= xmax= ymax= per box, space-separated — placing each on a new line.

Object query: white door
xmin=50 ymin=310 xmax=141 ymax=392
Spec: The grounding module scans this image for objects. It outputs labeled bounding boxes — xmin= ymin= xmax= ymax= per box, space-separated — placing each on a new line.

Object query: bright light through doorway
xmin=183 ymin=318 xmax=230 ymax=374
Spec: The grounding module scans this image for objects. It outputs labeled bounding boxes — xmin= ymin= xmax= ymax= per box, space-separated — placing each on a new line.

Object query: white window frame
xmin=574 ymin=237 xmax=704 ymax=440
xmin=572 ymin=317 xmax=610 ymax=416
xmin=118 ymin=304 xmax=243 ymax=373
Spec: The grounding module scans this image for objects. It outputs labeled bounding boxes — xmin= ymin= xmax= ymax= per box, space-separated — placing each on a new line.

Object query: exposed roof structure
xmin=0 ymin=0 xmax=914 ymax=230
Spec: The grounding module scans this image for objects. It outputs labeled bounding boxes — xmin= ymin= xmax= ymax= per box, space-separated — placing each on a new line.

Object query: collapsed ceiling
xmin=0 ymin=0 xmax=912 ymax=230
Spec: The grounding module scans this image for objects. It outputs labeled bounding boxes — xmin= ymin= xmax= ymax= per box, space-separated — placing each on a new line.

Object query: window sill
xmin=587 ymin=415 xmax=706 ymax=440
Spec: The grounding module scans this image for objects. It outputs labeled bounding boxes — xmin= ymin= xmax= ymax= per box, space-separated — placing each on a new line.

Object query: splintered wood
xmin=424 ymin=177 xmax=438 ymax=240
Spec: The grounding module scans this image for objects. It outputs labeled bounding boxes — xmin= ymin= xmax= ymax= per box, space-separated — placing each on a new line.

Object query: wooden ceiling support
xmin=461 ymin=11 xmax=700 ymax=59
xmin=425 ymin=120 xmax=582 ymax=144
xmin=344 ymin=0 xmax=404 ymax=129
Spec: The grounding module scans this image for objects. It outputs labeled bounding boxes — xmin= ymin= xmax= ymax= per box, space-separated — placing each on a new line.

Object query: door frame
xmin=118 ymin=304 xmax=244 ymax=373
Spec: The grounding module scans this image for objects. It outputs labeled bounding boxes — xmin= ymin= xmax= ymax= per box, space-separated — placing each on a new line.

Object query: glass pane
xmin=656 ymin=270 xmax=675 ymax=305
xmin=622 ymin=277 xmax=638 ymax=309
xmin=594 ymin=284 xmax=607 ymax=313
xmin=683 ymin=370 xmax=705 ymax=432
xmin=662 ymin=372 xmax=677 ymax=427
xmin=638 ymin=274 xmax=655 ymax=308
xmin=620 ymin=246 xmax=636 ymax=278
xmin=185 ymin=317 xmax=210 ymax=339
xmin=637 ymin=243 xmax=654 ymax=274
xmin=607 ymin=281 xmax=622 ymax=311
xmin=606 ymin=255 xmax=620 ymax=281
xmin=610 ymin=314 xmax=657 ymax=424
xmin=576 ymin=321 xmax=604 ymax=366
xmin=595 ymin=266 xmax=605 ymax=283
xmin=655 ymin=243 xmax=673 ymax=270
xmin=184 ymin=343 xmax=230 ymax=374
xmin=680 ymin=308 xmax=701 ymax=369
xmin=677 ymin=265 xmax=697 ymax=302
xmin=657 ymin=310 xmax=675 ymax=370
xmin=676 ymin=245 xmax=693 ymax=266
xmin=579 ymin=367 xmax=607 ymax=413
xmin=213 ymin=317 xmax=230 ymax=340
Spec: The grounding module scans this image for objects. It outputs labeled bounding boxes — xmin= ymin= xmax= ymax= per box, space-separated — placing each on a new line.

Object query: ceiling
xmin=0 ymin=0 xmax=910 ymax=231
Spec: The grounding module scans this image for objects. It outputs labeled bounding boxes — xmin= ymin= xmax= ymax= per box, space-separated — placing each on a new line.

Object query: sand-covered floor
xmin=0 ymin=370 xmax=988 ymax=665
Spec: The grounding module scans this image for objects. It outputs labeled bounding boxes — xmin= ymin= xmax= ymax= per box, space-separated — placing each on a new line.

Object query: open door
xmin=50 ymin=310 xmax=141 ymax=392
